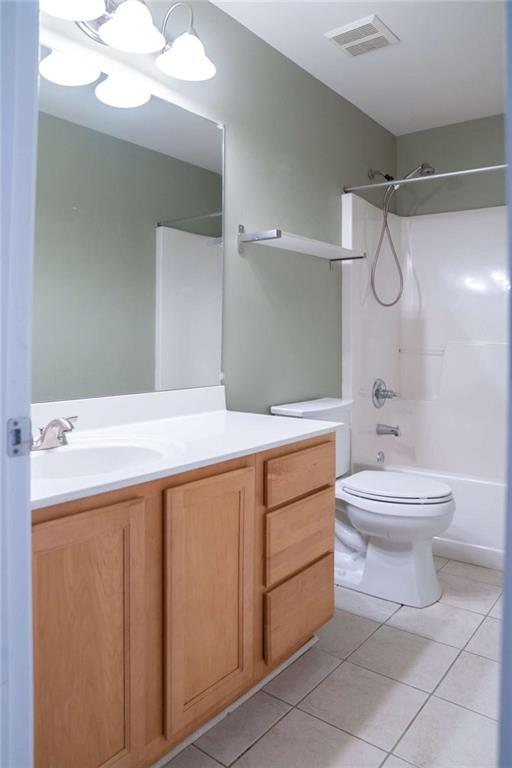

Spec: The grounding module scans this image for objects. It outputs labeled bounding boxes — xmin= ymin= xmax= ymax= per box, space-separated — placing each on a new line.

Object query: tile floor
xmin=163 ymin=558 xmax=503 ymax=768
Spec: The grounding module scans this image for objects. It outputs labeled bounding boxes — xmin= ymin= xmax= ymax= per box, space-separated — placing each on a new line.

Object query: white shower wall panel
xmin=342 ymin=196 xmax=507 ymax=567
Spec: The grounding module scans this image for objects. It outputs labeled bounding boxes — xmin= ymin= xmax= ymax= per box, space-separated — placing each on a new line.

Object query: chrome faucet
xmin=372 ymin=378 xmax=400 ymax=408
xmin=32 ymin=416 xmax=78 ymax=451
xmin=376 ymin=424 xmax=400 ymax=437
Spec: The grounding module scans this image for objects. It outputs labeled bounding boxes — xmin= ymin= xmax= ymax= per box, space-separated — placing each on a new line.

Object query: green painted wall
xmin=143 ymin=1 xmax=395 ymax=413
xmin=33 ymin=112 xmax=222 ymax=402
xmin=396 ymin=114 xmax=505 ymax=216
xmin=35 ymin=3 xmax=396 ymax=411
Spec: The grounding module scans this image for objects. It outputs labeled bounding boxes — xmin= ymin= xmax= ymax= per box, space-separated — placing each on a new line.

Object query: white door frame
xmin=1 ymin=3 xmax=39 ymax=766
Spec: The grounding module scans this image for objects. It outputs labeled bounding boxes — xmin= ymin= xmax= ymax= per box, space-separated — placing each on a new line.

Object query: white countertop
xmin=31 ymin=409 xmax=338 ymax=509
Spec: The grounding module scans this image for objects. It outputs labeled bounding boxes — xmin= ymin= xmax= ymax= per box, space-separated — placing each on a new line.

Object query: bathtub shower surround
xmin=342 ymin=194 xmax=507 ymax=568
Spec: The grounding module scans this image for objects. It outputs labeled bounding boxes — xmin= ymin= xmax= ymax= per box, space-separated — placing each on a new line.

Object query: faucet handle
xmin=59 ymin=416 xmax=78 ymax=437
xmin=372 ymin=378 xmax=400 ymax=408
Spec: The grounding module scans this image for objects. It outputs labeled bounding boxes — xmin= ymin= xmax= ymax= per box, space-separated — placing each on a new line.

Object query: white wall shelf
xmin=237 ymin=225 xmax=366 ymax=263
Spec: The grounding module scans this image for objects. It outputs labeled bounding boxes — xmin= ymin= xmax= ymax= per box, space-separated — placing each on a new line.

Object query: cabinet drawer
xmin=265 ymin=442 xmax=335 ymax=509
xmin=265 ymin=488 xmax=334 ymax=587
xmin=264 ymin=553 xmax=334 ymax=665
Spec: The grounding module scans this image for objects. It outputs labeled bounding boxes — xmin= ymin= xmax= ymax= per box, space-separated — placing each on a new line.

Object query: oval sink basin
xmin=31 ymin=443 xmax=165 ymax=480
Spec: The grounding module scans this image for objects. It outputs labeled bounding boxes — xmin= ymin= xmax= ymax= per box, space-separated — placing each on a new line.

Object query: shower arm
xmin=343 ymin=163 xmax=507 ymax=193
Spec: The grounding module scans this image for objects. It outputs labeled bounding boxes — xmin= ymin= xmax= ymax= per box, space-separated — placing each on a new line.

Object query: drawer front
xmin=265 ymin=488 xmax=334 ymax=587
xmin=265 ymin=442 xmax=335 ymax=508
xmin=264 ymin=553 xmax=334 ymax=666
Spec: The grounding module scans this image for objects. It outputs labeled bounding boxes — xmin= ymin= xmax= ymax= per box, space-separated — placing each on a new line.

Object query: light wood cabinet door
xmin=33 ymin=498 xmax=145 ymax=768
xmin=165 ymin=468 xmax=255 ymax=737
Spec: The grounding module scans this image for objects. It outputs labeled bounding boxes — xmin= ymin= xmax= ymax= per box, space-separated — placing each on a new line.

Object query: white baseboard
xmin=151 ymin=637 xmax=317 ymax=768
xmin=433 ymin=536 xmax=504 ymax=570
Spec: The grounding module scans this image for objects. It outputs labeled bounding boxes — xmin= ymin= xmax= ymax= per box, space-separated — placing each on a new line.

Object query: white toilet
xmin=336 ymin=470 xmax=454 ymax=607
xmin=271 ymin=398 xmax=455 ymax=608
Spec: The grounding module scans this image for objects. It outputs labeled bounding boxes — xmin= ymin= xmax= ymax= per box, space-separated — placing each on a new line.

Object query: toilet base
xmin=335 ymin=537 xmax=442 ymax=608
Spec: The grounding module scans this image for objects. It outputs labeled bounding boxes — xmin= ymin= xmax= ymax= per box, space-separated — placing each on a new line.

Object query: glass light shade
xmin=156 ymin=33 xmax=216 ymax=81
xmin=39 ymin=50 xmax=101 ymax=86
xmin=40 ymin=0 xmax=106 ymax=21
xmin=98 ymin=0 xmax=165 ymax=54
xmin=95 ymin=75 xmax=151 ymax=108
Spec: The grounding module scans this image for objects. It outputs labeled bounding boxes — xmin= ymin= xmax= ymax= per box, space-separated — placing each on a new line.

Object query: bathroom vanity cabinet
xmin=32 ymin=434 xmax=335 ymax=768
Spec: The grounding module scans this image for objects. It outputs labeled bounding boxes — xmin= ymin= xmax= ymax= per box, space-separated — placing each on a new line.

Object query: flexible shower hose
xmin=370 ymin=185 xmax=404 ymax=307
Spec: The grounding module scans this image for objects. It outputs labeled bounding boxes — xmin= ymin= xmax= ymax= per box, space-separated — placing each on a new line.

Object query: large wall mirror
xmin=34 ymin=55 xmax=223 ymax=403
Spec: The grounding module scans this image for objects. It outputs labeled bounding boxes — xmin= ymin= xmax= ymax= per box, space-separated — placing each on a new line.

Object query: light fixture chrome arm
xmin=74 ymin=0 xmax=118 ymax=44
xmin=75 ymin=0 xmax=165 ymax=47
xmin=161 ymin=1 xmax=195 ymax=41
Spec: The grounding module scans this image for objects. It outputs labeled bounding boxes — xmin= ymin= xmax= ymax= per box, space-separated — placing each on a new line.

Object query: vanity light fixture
xmin=40 ymin=0 xmax=106 ymax=21
xmin=95 ymin=73 xmax=151 ymax=108
xmin=39 ymin=1 xmax=216 ymax=108
xmin=39 ymin=49 xmax=102 ymax=86
xmin=156 ymin=2 xmax=216 ymax=81
xmin=98 ymin=0 xmax=165 ymax=54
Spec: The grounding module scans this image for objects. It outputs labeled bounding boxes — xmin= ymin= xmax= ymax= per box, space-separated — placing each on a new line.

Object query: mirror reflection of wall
xmin=33 ymin=75 xmax=223 ymax=403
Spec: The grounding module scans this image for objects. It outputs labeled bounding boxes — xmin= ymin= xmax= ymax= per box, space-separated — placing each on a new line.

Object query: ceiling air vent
xmin=325 ymin=14 xmax=399 ymax=57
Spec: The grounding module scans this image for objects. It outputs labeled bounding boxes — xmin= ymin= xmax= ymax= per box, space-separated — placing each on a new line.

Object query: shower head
xmin=388 ymin=162 xmax=436 ymax=195
xmin=404 ymin=162 xmax=435 ymax=179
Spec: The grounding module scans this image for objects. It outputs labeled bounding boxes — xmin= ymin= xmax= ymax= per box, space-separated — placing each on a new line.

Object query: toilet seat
xmin=336 ymin=471 xmax=454 ymax=518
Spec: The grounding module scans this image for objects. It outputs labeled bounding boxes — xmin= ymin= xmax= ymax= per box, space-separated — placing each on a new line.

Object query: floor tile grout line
xmin=389 ymin=599 xmax=499 ymax=757
xmin=487 ymin=591 xmax=503 ymax=618
xmin=192 ymin=742 xmax=227 ymax=766
xmin=290 ymin=612 xmax=436 ymax=755
xmin=463 ymin=645 xmax=502 ymax=663
xmin=193 ymin=699 xmax=294 ymax=768
xmin=292 ymin=611 xmax=389 ymax=708
xmin=436 ymin=598 xmax=500 ymax=618
xmin=380 ymin=747 xmax=420 ymax=768
xmin=292 ymin=703 xmax=394 ymax=756
xmin=383 ymin=608 xmax=487 ymax=647
xmin=296 ymin=597 xmax=489 ymax=714
xmin=188 ymin=744 xmax=225 ymax=767
xmin=345 ymin=656 xmax=449 ymax=695
xmin=371 ymin=614 xmax=481 ymax=650
xmin=438 ymin=560 xmax=504 ymax=584
xmin=432 ymin=692 xmax=499 ymax=722
xmin=191 ymin=609 xmax=392 ymax=766
xmin=334 ymin=606 xmax=401 ymax=624
xmin=189 ymin=572 xmax=502 ymax=768
xmin=262 ymin=655 xmax=344 ymax=708
xmin=334 ymin=588 xmax=402 ymax=623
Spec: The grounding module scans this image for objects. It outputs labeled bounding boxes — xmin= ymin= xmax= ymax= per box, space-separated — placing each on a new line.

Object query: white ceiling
xmin=212 ymin=0 xmax=505 ymax=135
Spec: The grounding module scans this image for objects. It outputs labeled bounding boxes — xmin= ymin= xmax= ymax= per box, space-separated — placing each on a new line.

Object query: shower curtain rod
xmin=343 ymin=163 xmax=507 ymax=193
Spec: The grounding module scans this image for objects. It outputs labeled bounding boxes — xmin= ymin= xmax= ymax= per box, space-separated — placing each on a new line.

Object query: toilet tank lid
xmin=271 ymin=397 xmax=353 ymax=418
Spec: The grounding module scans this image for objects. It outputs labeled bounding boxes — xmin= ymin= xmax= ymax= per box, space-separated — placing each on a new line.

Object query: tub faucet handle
xmin=372 ymin=378 xmax=401 ymax=408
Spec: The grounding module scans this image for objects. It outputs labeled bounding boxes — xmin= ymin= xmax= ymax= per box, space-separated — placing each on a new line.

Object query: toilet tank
xmin=270 ymin=397 xmax=352 ymax=478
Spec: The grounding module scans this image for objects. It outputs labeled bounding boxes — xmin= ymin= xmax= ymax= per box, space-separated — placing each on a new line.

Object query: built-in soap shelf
xmin=238 ymin=224 xmax=366 ymax=264
xmin=398 ymin=347 xmax=445 ymax=402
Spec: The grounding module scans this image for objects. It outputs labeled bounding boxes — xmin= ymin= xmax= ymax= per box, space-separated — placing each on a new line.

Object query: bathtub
xmin=353 ymin=463 xmax=505 ymax=570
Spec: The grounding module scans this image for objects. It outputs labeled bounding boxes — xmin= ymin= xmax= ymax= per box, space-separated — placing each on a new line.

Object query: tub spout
xmin=377 ymin=424 xmax=400 ymax=437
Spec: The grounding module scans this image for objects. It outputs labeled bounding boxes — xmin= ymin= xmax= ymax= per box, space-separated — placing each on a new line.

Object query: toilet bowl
xmin=335 ymin=470 xmax=455 ymax=607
